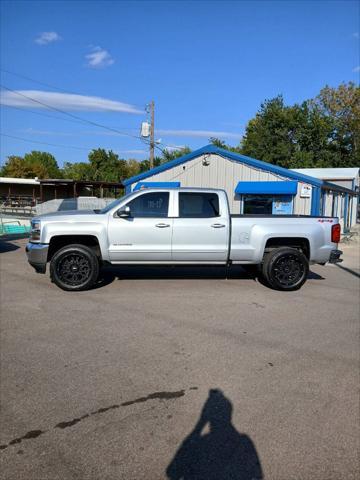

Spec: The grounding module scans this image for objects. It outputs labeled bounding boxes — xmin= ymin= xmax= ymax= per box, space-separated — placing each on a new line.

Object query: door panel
xmin=172 ymin=192 xmax=229 ymax=262
xmin=107 ymin=191 xmax=172 ymax=262
xmin=172 ymin=218 xmax=229 ymax=262
xmin=108 ymin=217 xmax=173 ymax=261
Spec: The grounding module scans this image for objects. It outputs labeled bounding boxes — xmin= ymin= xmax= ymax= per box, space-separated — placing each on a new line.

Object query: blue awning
xmin=235 ymin=181 xmax=298 ymax=195
xmin=134 ymin=181 xmax=180 ymax=191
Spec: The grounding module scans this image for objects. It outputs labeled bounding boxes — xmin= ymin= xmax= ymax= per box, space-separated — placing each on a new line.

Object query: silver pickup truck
xmin=26 ymin=188 xmax=342 ymax=291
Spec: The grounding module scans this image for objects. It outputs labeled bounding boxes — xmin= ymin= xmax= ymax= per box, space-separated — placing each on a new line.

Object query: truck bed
xmin=231 ymin=214 xmax=334 ymax=218
xmin=230 ymin=214 xmax=338 ymax=264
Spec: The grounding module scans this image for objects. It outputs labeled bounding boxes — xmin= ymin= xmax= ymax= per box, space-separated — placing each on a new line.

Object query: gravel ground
xmin=0 ymin=237 xmax=359 ymax=480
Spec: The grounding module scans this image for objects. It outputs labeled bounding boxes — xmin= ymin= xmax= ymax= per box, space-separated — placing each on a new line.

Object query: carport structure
xmin=0 ymin=177 xmax=124 ymax=205
xmin=38 ymin=179 xmax=123 ymax=201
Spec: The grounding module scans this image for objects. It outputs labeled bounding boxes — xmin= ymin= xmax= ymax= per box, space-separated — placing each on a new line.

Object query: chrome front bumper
xmin=26 ymin=243 xmax=49 ymax=273
xmin=329 ymin=249 xmax=343 ymax=264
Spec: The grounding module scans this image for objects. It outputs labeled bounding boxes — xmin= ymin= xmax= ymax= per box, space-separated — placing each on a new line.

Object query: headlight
xmin=30 ymin=219 xmax=41 ymax=242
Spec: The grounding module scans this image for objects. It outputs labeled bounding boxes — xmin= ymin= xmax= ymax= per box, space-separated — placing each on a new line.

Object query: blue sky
xmin=0 ymin=0 xmax=359 ymax=167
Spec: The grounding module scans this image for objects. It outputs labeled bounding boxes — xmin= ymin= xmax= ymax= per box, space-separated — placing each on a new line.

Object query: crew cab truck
xmin=26 ymin=188 xmax=342 ymax=291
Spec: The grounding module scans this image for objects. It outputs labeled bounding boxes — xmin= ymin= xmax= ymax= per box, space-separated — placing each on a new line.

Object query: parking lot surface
xmin=1 ymin=237 xmax=359 ymax=480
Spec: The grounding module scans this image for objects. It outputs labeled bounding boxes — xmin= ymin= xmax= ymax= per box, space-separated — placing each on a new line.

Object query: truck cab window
xmin=179 ymin=193 xmax=220 ymax=218
xmin=126 ymin=192 xmax=169 ymax=217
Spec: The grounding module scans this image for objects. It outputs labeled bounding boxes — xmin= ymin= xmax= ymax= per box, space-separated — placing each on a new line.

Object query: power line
xmin=0 ymin=133 xmax=92 ymax=151
xmin=0 ymin=68 xmax=146 ymax=110
xmin=1 ymin=104 xmax=86 ymax=125
xmin=1 ymin=105 xmax=145 ymax=134
xmin=0 ymin=80 xmax=175 ymax=156
xmin=0 ymin=133 xmax=152 ymax=159
xmin=0 ymin=70 xmax=190 ymax=155
xmin=0 ymin=68 xmax=81 ymax=95
xmin=1 ymin=84 xmax=148 ymax=143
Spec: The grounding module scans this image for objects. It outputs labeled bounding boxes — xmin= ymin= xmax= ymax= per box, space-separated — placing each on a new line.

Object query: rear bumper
xmin=329 ymin=249 xmax=343 ymax=264
xmin=25 ymin=243 xmax=49 ymax=273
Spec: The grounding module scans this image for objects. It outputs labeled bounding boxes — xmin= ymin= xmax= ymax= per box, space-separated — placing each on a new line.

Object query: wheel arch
xmin=47 ymin=235 xmax=102 ymax=262
xmin=264 ymin=237 xmax=310 ymax=260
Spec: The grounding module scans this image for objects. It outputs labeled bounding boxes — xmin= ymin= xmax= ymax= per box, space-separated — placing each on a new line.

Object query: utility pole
xmin=149 ymin=100 xmax=155 ymax=169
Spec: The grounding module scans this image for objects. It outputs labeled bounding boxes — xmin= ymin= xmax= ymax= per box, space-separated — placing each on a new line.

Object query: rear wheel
xmin=262 ymin=247 xmax=308 ymax=291
xmin=50 ymin=244 xmax=99 ymax=291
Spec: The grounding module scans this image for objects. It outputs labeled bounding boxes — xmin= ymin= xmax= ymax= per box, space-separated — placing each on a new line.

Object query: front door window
xmin=126 ymin=192 xmax=169 ymax=217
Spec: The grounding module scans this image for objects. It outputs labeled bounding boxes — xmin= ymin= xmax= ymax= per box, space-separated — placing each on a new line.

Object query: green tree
xmin=23 ymin=151 xmax=61 ymax=178
xmin=62 ymin=162 xmax=93 ymax=180
xmin=240 ymin=90 xmax=359 ymax=168
xmin=209 ymin=137 xmax=242 ymax=153
xmin=161 ymin=146 xmax=192 ymax=162
xmin=88 ymin=148 xmax=128 ymax=182
xmin=1 ymin=151 xmax=61 ymax=178
xmin=311 ymin=82 xmax=360 ymax=166
xmin=126 ymin=159 xmax=141 ymax=178
xmin=137 ymin=157 xmax=161 ymax=173
xmin=241 ymin=96 xmax=298 ymax=168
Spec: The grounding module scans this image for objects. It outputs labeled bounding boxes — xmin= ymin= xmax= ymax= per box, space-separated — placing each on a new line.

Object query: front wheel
xmin=50 ymin=244 xmax=99 ymax=291
xmin=262 ymin=247 xmax=309 ymax=291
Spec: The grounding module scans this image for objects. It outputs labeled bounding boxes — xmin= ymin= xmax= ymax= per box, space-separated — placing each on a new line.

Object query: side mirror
xmin=117 ymin=205 xmax=131 ymax=218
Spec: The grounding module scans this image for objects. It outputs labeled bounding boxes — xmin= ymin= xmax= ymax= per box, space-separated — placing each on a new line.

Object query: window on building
xmin=242 ymin=195 xmax=293 ymax=215
xmin=243 ymin=195 xmax=273 ymax=214
xmin=126 ymin=192 xmax=169 ymax=217
xmin=179 ymin=192 xmax=220 ymax=218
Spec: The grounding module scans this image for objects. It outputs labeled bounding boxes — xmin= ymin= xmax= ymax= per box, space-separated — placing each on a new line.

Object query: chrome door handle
xmin=211 ymin=223 xmax=226 ymax=228
xmin=155 ymin=223 xmax=170 ymax=228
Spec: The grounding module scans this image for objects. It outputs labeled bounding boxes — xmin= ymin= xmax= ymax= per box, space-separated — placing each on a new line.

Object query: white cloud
xmin=0 ymin=90 xmax=142 ymax=114
xmin=163 ymin=145 xmax=186 ymax=151
xmin=21 ymin=128 xmax=76 ymax=137
xmin=156 ymin=129 xmax=242 ymax=139
xmin=353 ymin=66 xmax=360 ymax=73
xmin=120 ymin=149 xmax=147 ymax=155
xmin=35 ymin=31 xmax=62 ymax=45
xmin=85 ymin=46 xmax=114 ymax=68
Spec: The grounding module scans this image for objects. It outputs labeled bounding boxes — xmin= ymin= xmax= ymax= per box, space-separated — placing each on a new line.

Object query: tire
xmin=50 ymin=244 xmax=99 ymax=291
xmin=261 ymin=247 xmax=309 ymax=291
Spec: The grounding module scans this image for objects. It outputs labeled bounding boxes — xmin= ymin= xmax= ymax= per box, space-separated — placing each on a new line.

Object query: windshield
xmin=98 ymin=193 xmax=133 ymax=214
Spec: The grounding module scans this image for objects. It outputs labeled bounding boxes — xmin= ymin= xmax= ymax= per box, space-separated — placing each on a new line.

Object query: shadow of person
xmin=166 ymin=389 xmax=263 ymax=480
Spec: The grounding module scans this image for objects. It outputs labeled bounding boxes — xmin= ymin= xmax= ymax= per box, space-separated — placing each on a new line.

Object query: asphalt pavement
xmin=0 ymin=237 xmax=359 ymax=480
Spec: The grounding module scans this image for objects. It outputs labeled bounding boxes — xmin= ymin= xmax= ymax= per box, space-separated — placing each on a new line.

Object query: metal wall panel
xmin=130 ymin=153 xmax=314 ymax=215
xmin=325 ymin=179 xmax=353 ymax=189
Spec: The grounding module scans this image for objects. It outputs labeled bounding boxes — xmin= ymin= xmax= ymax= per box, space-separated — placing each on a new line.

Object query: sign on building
xmin=300 ymin=184 xmax=312 ymax=198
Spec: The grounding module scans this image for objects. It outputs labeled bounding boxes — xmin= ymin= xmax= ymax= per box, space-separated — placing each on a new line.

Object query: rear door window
xmin=179 ymin=193 xmax=220 ymax=218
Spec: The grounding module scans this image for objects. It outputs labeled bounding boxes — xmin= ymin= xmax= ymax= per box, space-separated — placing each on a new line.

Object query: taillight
xmin=331 ymin=224 xmax=341 ymax=243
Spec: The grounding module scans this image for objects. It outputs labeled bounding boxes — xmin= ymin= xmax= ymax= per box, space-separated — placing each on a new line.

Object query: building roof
xmin=292 ymin=168 xmax=360 ymax=180
xmin=0 ymin=177 xmax=39 ymax=185
xmin=0 ymin=177 xmax=123 ymax=187
xmin=38 ymin=179 xmax=123 ymax=187
xmin=123 ymin=145 xmax=325 ymax=188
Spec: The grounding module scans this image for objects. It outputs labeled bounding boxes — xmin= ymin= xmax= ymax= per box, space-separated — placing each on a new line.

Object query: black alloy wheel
xmin=57 ymin=253 xmax=91 ymax=285
xmin=50 ymin=244 xmax=99 ymax=291
xmin=262 ymin=247 xmax=309 ymax=291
